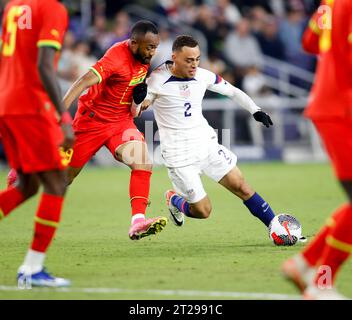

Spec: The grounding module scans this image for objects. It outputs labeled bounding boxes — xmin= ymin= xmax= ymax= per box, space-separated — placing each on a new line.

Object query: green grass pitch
xmin=0 ymin=162 xmax=351 ymax=299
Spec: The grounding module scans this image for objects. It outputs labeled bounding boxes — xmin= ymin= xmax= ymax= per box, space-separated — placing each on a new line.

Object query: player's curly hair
xmin=172 ymin=35 xmax=199 ymax=52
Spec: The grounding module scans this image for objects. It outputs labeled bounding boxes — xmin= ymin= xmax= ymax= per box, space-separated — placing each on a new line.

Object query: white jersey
xmin=146 ymin=61 xmax=261 ymax=167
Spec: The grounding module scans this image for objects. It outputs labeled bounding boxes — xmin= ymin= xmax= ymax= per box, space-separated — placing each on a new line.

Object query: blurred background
xmin=0 ymin=0 xmax=325 ymax=166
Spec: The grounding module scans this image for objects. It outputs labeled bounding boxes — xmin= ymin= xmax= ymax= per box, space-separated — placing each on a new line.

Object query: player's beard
xmin=134 ymin=50 xmax=150 ymax=65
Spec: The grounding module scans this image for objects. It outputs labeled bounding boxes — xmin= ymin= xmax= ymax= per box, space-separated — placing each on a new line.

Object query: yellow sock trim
xmin=326 ymin=235 xmax=352 ymax=253
xmin=130 ymin=196 xmax=151 ymax=206
xmin=325 ymin=217 xmax=336 ymax=228
xmin=34 ymin=216 xmax=58 ymax=228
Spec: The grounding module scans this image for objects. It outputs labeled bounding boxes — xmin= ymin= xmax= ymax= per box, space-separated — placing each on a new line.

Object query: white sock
xmin=18 ymin=249 xmax=45 ymax=275
xmin=131 ymin=213 xmax=145 ymax=224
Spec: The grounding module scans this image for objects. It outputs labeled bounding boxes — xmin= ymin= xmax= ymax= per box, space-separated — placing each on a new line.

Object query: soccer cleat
xmin=7 ymin=168 xmax=18 ymax=187
xmin=281 ymin=254 xmax=316 ymax=292
xmin=128 ymin=216 xmax=167 ymax=240
xmin=303 ymin=285 xmax=348 ymax=300
xmin=17 ymin=268 xmax=71 ymax=287
xmin=165 ymin=190 xmax=185 ymax=227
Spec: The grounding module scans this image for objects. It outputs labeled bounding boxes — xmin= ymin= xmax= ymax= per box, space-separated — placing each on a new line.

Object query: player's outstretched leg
xmin=281 ymin=253 xmax=316 ymax=292
xmin=0 ymin=171 xmax=38 ymax=221
xmin=17 ymin=170 xmax=70 ymax=287
xmin=219 ymin=166 xmax=275 ymax=227
xmin=116 ymin=140 xmax=168 ymax=240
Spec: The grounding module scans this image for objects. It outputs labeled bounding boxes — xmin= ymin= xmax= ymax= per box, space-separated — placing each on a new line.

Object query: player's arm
xmin=37 ymin=47 xmax=74 ymax=150
xmin=63 ymin=70 xmax=99 ymax=110
xmin=208 ymin=76 xmax=273 ymax=128
xmin=130 ymin=76 xmax=158 ymax=117
xmin=36 ymin=1 xmax=74 ymax=150
xmin=302 ymin=12 xmax=320 ymax=55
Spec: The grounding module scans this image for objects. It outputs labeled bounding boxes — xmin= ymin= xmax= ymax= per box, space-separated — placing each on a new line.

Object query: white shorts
xmin=167 ymin=143 xmax=237 ymax=203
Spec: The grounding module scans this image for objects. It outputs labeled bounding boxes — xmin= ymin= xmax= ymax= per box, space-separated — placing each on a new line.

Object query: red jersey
xmin=79 ymin=40 xmax=149 ymax=123
xmin=0 ymin=0 xmax=68 ymax=116
xmin=303 ymin=0 xmax=352 ymax=120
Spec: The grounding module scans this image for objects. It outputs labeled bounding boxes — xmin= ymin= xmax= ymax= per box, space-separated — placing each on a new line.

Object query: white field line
xmin=0 ymin=285 xmax=301 ymax=300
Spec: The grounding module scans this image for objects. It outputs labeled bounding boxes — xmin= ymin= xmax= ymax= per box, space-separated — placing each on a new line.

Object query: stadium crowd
xmin=52 ymin=0 xmax=319 ymax=98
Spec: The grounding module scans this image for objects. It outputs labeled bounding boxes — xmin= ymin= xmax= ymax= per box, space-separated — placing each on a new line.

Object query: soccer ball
xmin=268 ymin=214 xmax=306 ymax=246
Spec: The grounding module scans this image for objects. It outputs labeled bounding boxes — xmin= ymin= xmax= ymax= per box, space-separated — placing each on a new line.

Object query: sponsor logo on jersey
xmin=179 ymin=84 xmax=190 ymax=98
xmin=129 ymin=72 xmax=147 ymax=86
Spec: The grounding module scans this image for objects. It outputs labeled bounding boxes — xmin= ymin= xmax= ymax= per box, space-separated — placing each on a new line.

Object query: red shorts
xmin=313 ymin=119 xmax=352 ymax=180
xmin=0 ymin=115 xmax=65 ymax=173
xmin=69 ymin=108 xmax=144 ymax=168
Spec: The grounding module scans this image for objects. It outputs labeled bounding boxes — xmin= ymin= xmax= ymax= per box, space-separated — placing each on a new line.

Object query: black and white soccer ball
xmin=268 ymin=214 xmax=307 ymax=246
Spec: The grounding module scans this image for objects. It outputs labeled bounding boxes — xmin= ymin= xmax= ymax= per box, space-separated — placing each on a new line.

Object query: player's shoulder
xmin=104 ymin=40 xmax=130 ymax=60
xmin=195 ymin=67 xmax=216 ymax=84
xmin=40 ymin=0 xmax=67 ymax=14
xmin=149 ymin=61 xmax=172 ymax=82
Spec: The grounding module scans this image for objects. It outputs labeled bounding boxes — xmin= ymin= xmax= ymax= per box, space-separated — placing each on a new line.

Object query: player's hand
xmin=133 ymin=82 xmax=148 ymax=105
xmin=140 ymin=99 xmax=152 ymax=112
xmin=253 ymin=111 xmax=273 ymax=128
xmin=60 ymin=112 xmax=75 ymax=151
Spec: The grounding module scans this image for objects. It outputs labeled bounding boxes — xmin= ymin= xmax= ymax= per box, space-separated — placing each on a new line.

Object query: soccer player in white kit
xmin=140 ymin=35 xmax=276 ymax=230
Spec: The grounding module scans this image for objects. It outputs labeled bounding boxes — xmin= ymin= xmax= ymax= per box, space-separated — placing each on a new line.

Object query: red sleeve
xmin=302 ymin=12 xmax=320 ymax=55
xmin=89 ymin=45 xmax=123 ymax=83
xmin=348 ymin=1 xmax=352 ymax=66
xmin=37 ymin=1 xmax=68 ymax=51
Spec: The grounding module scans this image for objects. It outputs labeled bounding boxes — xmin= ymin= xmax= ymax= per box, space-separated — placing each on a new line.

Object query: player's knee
xmin=130 ymin=162 xmax=153 ymax=172
xmin=42 ymin=177 xmax=68 ymax=196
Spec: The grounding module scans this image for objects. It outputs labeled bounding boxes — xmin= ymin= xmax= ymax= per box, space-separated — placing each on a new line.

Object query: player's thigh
xmin=1 ymin=115 xmax=65 ymax=173
xmin=69 ymin=128 xmax=107 ymax=169
xmin=313 ymin=120 xmax=352 ymax=180
xmin=202 ymin=143 xmax=238 ymax=183
xmin=105 ymin=123 xmax=150 ymax=168
xmin=0 ymin=118 xmax=21 ymax=170
xmin=167 ymin=165 xmax=207 ymax=204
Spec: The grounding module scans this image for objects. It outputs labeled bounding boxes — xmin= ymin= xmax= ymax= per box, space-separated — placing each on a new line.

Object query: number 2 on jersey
xmin=184 ymin=102 xmax=192 ymax=117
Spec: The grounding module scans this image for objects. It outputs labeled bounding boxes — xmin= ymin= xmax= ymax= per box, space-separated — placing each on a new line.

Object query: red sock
xmin=129 ymin=170 xmax=151 ymax=218
xmin=31 ymin=193 xmax=64 ymax=253
xmin=0 ymin=187 xmax=25 ymax=219
xmin=302 ymin=205 xmax=346 ymax=266
xmin=314 ymin=204 xmax=352 ymax=286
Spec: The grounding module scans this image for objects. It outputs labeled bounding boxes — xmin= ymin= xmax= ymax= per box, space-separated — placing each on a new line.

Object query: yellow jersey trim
xmin=309 ymin=19 xmax=321 ymax=35
xmin=37 ymin=40 xmax=62 ymax=50
xmin=129 ymin=74 xmax=147 ymax=86
xmin=34 ymin=216 xmax=59 ymax=228
xmin=326 ymin=235 xmax=352 ymax=253
xmin=89 ymin=66 xmax=103 ymax=84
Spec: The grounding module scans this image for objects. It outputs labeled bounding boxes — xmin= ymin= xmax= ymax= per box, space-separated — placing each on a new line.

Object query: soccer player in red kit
xmin=63 ymin=21 xmax=167 ymax=240
xmin=0 ymin=0 xmax=74 ymax=286
xmin=282 ymin=0 xmax=352 ymax=299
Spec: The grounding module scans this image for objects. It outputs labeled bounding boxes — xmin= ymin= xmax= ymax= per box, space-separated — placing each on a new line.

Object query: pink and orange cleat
xmin=7 ymin=168 xmax=18 ymax=187
xmin=128 ymin=216 xmax=167 ymax=240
